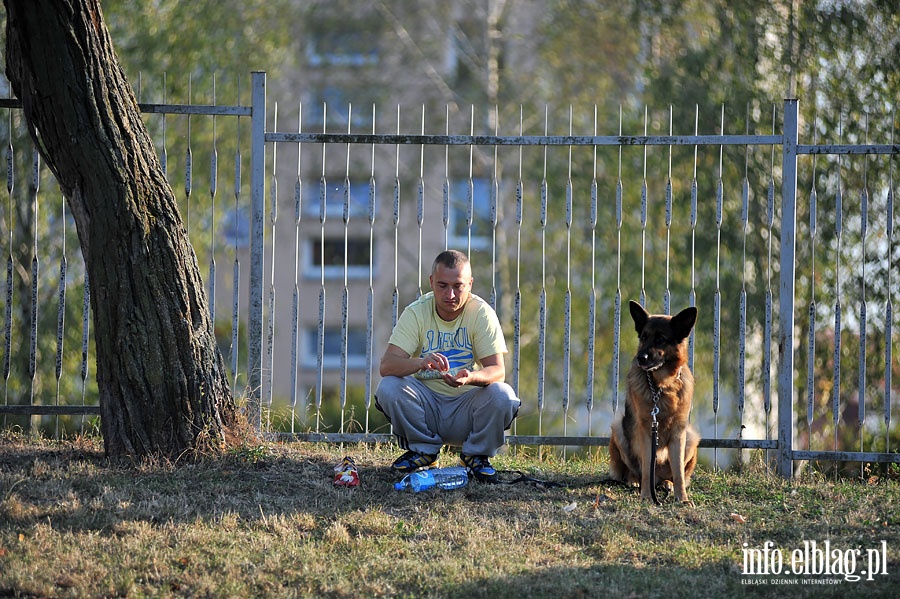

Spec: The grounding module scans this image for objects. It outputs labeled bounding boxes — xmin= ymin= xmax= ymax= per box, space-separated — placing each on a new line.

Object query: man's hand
xmin=380 ymin=344 xmax=507 ymax=388
xmin=441 ymin=353 xmax=506 ymax=388
xmin=441 ymin=368 xmax=472 ymax=388
xmin=420 ymin=352 xmax=450 ymax=373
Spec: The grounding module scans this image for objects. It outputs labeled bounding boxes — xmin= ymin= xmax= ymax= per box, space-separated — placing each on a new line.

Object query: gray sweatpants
xmin=375 ymin=375 xmax=520 ymax=457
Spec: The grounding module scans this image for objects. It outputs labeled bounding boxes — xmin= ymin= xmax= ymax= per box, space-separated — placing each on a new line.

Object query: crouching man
xmin=375 ymin=250 xmax=520 ymax=482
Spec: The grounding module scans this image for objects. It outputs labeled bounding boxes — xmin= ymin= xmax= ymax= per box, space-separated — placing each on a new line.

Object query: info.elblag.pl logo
xmin=741 ymin=540 xmax=888 ymax=583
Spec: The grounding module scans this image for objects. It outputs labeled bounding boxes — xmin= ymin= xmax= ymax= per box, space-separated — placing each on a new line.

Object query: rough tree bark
xmin=4 ymin=0 xmax=237 ymax=459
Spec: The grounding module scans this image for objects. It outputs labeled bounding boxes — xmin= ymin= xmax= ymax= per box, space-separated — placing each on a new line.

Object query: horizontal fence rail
xmin=269 ymin=132 xmax=784 ymax=146
xmin=1 ymin=71 xmax=898 ymax=478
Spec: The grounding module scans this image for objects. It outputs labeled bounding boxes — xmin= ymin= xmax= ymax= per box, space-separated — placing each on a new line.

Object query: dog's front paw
xmin=674 ymin=492 xmax=693 ymax=506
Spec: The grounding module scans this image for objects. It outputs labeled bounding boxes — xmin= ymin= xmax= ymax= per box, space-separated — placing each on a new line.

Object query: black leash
xmin=494 ymin=470 xmax=625 ymax=489
xmin=649 ymin=412 xmax=662 ymax=505
xmin=496 ymin=471 xmax=566 ymax=488
xmin=485 ymin=470 xmax=628 ymax=489
xmin=647 ymin=371 xmax=663 ymax=506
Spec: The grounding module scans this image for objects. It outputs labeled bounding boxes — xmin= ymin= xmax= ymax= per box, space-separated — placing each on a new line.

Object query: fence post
xmin=248 ymin=71 xmax=267 ymax=430
xmin=777 ymin=98 xmax=799 ymax=477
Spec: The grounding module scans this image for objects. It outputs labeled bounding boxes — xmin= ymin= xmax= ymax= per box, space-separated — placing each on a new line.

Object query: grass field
xmin=1 ymin=431 xmax=899 ymax=598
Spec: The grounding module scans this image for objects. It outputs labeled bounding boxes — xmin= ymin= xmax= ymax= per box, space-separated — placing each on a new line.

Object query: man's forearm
xmin=379 ymin=354 xmax=424 ymax=377
xmin=465 ymin=364 xmax=505 ymax=386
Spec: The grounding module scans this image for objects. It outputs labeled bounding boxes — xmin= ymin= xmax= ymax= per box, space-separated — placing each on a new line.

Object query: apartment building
xmin=241 ymin=1 xmax=543 ymax=409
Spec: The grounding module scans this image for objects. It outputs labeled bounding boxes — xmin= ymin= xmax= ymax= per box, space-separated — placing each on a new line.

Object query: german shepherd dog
xmin=609 ymin=301 xmax=700 ymax=503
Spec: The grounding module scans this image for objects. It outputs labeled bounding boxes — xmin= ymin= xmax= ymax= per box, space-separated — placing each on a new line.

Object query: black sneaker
xmin=460 ymin=453 xmax=498 ymax=483
xmin=391 ymin=450 xmax=438 ymax=473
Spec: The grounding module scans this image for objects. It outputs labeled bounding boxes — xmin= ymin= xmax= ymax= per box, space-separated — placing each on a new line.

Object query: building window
xmin=302 ymin=178 xmax=373 ymax=219
xmin=303 ymin=236 xmax=372 ymax=280
xmin=446 ymin=18 xmax=490 ymax=104
xmin=303 ymin=326 xmax=368 ymax=369
xmin=447 ymin=24 xmax=477 ymax=89
xmin=449 ymin=178 xmax=494 ymax=249
xmin=305 ymin=24 xmax=380 ymax=67
xmin=304 ymin=86 xmax=376 ymax=129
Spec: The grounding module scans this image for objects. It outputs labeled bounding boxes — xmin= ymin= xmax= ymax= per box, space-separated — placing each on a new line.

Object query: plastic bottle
xmin=394 ymin=466 xmax=470 ymax=492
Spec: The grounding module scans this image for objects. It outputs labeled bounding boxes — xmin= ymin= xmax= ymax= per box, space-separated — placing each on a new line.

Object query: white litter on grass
xmin=562 ymin=502 xmax=578 ymax=513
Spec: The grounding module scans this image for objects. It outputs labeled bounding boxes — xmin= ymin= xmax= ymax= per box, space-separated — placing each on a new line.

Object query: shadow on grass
xmin=3 ymin=439 xmax=900 ymax=598
xmin=1 ymin=439 xmax=612 ymax=531
xmin=447 ymin=562 xmax=900 ymax=599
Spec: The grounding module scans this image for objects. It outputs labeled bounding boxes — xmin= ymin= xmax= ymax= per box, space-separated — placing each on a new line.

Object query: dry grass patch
xmin=1 ymin=431 xmax=899 ymax=597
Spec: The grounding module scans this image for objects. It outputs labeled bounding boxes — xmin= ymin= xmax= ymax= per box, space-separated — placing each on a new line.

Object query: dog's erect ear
xmin=629 ymin=300 xmax=649 ymax=334
xmin=670 ymin=306 xmax=698 ymax=341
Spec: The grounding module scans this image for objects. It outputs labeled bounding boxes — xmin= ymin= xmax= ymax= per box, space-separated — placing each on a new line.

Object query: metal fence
xmin=2 ymin=71 xmax=899 ymax=477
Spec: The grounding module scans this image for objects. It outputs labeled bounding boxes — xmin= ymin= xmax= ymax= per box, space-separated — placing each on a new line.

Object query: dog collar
xmin=646 ymin=366 xmax=683 ymax=406
xmin=646 ymin=366 xmax=682 ymax=387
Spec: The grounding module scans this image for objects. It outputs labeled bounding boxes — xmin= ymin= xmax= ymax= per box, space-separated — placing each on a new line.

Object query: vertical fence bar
xmin=512 ymin=107 xmax=523 ymax=407
xmin=739 ymin=109 xmax=750 ymax=439
xmin=587 ymin=106 xmax=598 ymax=435
xmin=689 ymin=106 xmax=698 ymax=371
xmin=886 ymin=120 xmax=895 ymax=452
xmin=264 ymin=106 xmax=278 ymax=419
xmin=209 ymin=77 xmax=218 ymax=326
xmin=290 ymin=106 xmax=302 ymax=432
xmin=28 ymin=149 xmax=39 ymax=415
xmin=365 ymin=104 xmax=377 ymax=433
xmin=391 ymin=106 xmax=401 ymax=328
xmin=612 ymin=105 xmax=624 ymax=415
xmin=664 ymin=106 xmax=673 ymax=315
xmin=339 ymin=106 xmax=352 ymax=434
xmin=713 ymin=107 xmax=724 ymax=465
xmin=315 ymin=107 xmax=327 ymax=432
xmin=185 ymin=76 xmax=193 ymax=231
xmin=247 ymin=71 xmax=267 ymax=430
xmin=231 ymin=105 xmax=242 ymax=397
xmin=639 ymin=106 xmax=648 ymax=307
xmin=55 ymin=194 xmax=67 ymax=433
xmin=490 ymin=106 xmax=499 ymax=311
xmin=884 ymin=149 xmax=894 ymax=451
xmin=562 ymin=106 xmax=573 ymax=439
xmin=3 ymin=118 xmax=12 ymax=415
xmin=466 ymin=106 xmax=475 ymax=256
xmin=777 ymin=98 xmax=799 ymax=478
xmin=807 ymin=134 xmax=818 ymax=449
xmin=388 ymin=105 xmax=404 ymax=438
xmin=537 ymin=106 xmax=548 ymax=437
xmin=442 ymin=106 xmax=450 ymax=249
xmin=858 ymin=115 xmax=870 ymax=465
xmin=417 ymin=107 xmax=425 ymax=293
xmin=562 ymin=105 xmax=572 ymax=435
xmin=833 ymin=116 xmax=845 ymax=454
xmin=764 ymin=106 xmax=776 ymax=440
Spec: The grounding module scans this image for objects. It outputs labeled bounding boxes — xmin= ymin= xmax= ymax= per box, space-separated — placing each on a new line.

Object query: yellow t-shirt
xmin=388 ymin=292 xmax=508 ymax=396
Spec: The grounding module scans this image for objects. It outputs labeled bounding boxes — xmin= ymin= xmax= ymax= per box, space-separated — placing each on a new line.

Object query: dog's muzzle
xmin=637 ymin=353 xmax=664 ymax=371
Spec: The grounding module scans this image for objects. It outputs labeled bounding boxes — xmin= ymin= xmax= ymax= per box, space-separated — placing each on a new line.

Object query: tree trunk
xmin=4 ymin=0 xmax=237 ymax=459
